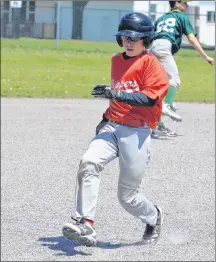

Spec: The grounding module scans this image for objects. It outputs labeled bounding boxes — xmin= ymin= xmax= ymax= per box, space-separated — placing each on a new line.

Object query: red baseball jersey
xmin=105 ymin=51 xmax=169 ymax=129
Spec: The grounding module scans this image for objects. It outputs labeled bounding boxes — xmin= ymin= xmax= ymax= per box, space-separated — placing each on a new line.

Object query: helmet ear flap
xmin=143 ymin=36 xmax=154 ymax=49
xmin=116 ymin=36 xmax=123 ymax=47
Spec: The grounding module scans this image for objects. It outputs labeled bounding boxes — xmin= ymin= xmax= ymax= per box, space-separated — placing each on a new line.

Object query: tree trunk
xmin=72 ymin=1 xmax=89 ymax=39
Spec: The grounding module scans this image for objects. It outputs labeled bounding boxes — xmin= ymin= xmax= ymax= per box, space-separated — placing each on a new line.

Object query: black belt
xmin=110 ymin=119 xmax=146 ymax=128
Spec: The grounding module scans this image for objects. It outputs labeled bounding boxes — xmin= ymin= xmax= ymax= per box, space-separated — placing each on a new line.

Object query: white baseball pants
xmin=150 ymin=38 xmax=181 ymax=89
xmin=75 ymin=122 xmax=158 ymax=226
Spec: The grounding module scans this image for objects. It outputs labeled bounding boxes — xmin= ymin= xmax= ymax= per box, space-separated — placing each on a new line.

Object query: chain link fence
xmin=1 ymin=1 xmax=215 ymax=48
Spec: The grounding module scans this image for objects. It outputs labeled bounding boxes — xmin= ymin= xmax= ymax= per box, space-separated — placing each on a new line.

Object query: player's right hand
xmin=91 ymin=84 xmax=109 ymax=98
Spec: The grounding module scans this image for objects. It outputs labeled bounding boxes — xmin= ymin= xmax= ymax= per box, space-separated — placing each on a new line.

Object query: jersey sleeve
xmin=140 ymin=56 xmax=169 ymax=101
xmin=182 ymin=14 xmax=197 ymax=36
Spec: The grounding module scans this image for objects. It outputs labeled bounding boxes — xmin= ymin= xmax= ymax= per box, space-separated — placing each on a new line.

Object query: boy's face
xmin=121 ymin=36 xmax=145 ymax=57
xmin=176 ymin=2 xmax=189 ymax=12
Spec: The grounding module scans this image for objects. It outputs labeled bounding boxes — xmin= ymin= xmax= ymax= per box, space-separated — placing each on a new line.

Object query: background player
xmin=150 ymin=0 xmax=214 ymax=137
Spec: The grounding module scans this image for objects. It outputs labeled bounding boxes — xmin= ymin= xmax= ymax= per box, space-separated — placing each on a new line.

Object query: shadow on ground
xmin=39 ymin=236 xmax=147 ymax=257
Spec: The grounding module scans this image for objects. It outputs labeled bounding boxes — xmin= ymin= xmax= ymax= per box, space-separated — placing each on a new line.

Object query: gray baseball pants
xmin=75 ymin=122 xmax=158 ymax=226
xmin=150 ymin=39 xmax=181 ymax=89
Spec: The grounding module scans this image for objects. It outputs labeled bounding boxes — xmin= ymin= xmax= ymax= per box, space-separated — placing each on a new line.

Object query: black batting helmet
xmin=115 ymin=12 xmax=154 ymax=48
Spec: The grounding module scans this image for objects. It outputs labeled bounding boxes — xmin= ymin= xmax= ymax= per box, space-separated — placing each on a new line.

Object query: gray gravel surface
xmin=1 ymin=98 xmax=215 ymax=261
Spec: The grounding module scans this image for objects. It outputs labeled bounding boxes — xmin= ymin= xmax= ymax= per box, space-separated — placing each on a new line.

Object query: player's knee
xmin=78 ymin=155 xmax=103 ymax=178
xmin=117 ymin=186 xmax=138 ymax=208
xmin=176 ymin=77 xmax=181 ymax=88
xmin=170 ymin=76 xmax=181 ymax=89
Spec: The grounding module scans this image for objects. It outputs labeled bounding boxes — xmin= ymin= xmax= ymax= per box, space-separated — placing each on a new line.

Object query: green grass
xmin=1 ymin=37 xmax=215 ymax=102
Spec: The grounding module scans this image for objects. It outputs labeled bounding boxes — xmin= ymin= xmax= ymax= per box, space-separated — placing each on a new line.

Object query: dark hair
xmin=169 ymin=1 xmax=182 ymax=9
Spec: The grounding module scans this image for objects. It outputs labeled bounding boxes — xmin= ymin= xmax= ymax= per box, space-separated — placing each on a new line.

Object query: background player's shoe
xmin=158 ymin=123 xmax=177 ymax=137
xmin=162 ymin=103 xmax=182 ymax=122
xmin=62 ymin=217 xmax=97 ymax=247
xmin=142 ymin=206 xmax=164 ymax=245
xmin=151 ymin=129 xmax=160 ymax=139
xmin=151 ymin=123 xmax=177 ymax=138
xmin=170 ymin=103 xmax=178 ymax=112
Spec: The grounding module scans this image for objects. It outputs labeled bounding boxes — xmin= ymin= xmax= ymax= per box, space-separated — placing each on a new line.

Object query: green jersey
xmin=154 ymin=11 xmax=196 ymax=54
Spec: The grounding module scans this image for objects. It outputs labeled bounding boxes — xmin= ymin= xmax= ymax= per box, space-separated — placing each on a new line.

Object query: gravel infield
xmin=1 ymin=98 xmax=215 ymax=261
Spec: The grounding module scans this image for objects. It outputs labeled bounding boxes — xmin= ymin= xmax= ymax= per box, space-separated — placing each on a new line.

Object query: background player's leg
xmin=150 ymin=39 xmax=181 ymax=136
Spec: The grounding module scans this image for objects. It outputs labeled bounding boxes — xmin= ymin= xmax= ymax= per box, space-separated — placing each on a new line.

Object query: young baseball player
xmin=62 ymin=12 xmax=169 ymax=246
xmin=151 ymin=0 xmax=214 ymax=137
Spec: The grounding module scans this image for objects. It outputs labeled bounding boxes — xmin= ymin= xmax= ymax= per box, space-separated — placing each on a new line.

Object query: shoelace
xmin=70 ymin=216 xmax=88 ymax=235
xmin=71 ymin=216 xmax=95 ymax=236
xmin=71 ymin=216 xmax=87 ymax=225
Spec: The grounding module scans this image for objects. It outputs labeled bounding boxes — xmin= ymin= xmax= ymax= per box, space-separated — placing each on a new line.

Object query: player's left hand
xmin=205 ymin=56 xmax=214 ymax=65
